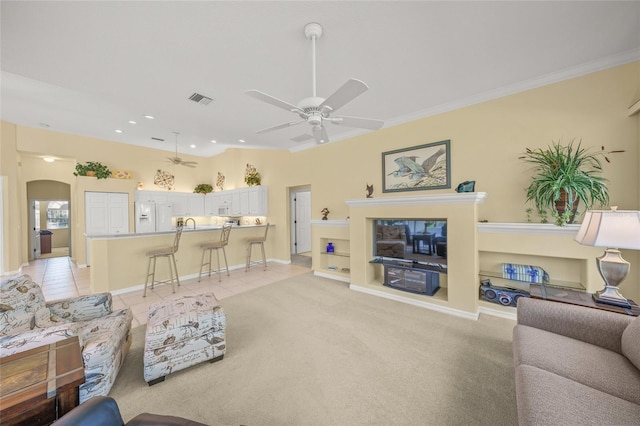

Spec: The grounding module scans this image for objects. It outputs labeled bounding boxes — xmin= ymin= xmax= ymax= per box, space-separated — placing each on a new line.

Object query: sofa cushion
xmin=622 ymin=316 xmax=640 ymax=371
xmin=515 ymin=364 xmax=640 ymax=426
xmin=513 ymin=324 xmax=640 ymax=405
xmin=0 ymin=275 xmax=52 ymax=336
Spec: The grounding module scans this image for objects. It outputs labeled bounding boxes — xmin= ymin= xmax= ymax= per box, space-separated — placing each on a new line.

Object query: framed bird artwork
xmin=382 ymin=140 xmax=451 ymax=193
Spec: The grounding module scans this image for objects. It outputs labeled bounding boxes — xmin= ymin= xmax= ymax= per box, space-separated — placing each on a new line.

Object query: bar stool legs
xmin=144 ymin=252 xmax=180 ymax=297
xmin=198 ymin=245 xmax=229 ymax=282
xmin=143 ymin=226 xmax=183 ymax=297
xmin=245 ymin=223 xmax=269 ymax=272
xmin=198 ymin=223 xmax=232 ymax=282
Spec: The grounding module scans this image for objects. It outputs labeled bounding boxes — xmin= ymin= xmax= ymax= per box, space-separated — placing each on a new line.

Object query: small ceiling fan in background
xmin=245 ymin=22 xmax=384 ymax=144
xmin=166 ymin=132 xmax=198 ymax=168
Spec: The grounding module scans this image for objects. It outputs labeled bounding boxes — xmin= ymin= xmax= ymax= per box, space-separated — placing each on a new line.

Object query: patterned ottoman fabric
xmin=144 ymin=293 xmax=226 ymax=384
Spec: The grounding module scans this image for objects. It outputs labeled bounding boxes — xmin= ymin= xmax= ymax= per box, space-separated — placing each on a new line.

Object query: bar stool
xmin=198 ymin=223 xmax=232 ymax=282
xmin=144 ymin=225 xmax=183 ymax=297
xmin=245 ymin=223 xmax=269 ymax=272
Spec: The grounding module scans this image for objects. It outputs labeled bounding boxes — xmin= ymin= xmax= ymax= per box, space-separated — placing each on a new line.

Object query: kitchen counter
xmin=85 ymin=223 xmax=266 ymax=239
xmin=87 ymin=224 xmax=273 ymax=293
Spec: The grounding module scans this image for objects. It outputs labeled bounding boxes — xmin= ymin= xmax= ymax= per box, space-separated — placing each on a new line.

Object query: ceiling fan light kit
xmin=245 ymin=22 xmax=384 ymax=145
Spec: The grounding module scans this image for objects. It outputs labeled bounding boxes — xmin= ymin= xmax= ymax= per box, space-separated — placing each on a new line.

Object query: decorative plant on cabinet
xmin=73 ymin=161 xmax=112 ymax=179
xmin=521 ymin=139 xmax=609 ymax=226
xmin=193 ymin=183 xmax=213 ymax=194
xmin=244 ymin=163 xmax=261 ymax=186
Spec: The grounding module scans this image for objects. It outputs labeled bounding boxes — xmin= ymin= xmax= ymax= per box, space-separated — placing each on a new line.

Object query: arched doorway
xmin=27 ymin=180 xmax=71 ymax=260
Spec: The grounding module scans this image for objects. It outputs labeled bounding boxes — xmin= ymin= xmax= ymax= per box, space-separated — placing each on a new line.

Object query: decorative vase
xmin=554 ymin=189 xmax=580 ymax=224
xmin=326 ymin=242 xmax=334 ymax=253
xmin=86 ymin=171 xmax=96 ymax=177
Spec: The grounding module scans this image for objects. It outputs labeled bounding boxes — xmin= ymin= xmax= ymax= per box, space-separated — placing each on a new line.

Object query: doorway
xmin=290 ymin=187 xmax=311 ymax=256
xmin=27 ymin=181 xmax=71 ymax=260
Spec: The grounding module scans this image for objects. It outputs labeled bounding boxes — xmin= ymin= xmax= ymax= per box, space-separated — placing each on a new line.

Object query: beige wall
xmin=2 ymin=62 xmax=639 ymax=300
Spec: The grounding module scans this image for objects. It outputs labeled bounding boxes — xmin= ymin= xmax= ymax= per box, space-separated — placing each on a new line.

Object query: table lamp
xmin=574 ymin=207 xmax=640 ymax=308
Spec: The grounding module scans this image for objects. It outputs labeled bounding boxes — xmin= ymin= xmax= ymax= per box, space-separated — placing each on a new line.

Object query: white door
xmin=30 ymin=200 xmax=41 ymax=259
xmin=291 ymin=190 xmax=312 ymax=254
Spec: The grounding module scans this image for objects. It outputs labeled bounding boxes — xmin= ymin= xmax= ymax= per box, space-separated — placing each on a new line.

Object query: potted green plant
xmin=244 ymin=163 xmax=261 ymax=186
xmin=521 ymin=139 xmax=609 ymax=226
xmin=193 ymin=183 xmax=213 ymax=194
xmin=73 ymin=161 xmax=112 ymax=179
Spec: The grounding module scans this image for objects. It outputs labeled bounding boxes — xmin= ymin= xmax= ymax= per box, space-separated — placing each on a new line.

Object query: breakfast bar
xmin=86 ymin=224 xmax=273 ymax=293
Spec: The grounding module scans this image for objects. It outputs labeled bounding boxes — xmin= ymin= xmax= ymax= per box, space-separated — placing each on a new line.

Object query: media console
xmin=372 ymin=258 xmax=445 ymax=296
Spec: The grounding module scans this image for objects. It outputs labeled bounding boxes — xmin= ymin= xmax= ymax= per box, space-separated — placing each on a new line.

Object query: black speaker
xmin=480 ymin=279 xmax=529 ymax=307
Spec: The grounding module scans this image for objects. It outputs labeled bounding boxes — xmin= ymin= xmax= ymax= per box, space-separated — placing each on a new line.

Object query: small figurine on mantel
xmin=366 ymin=183 xmax=374 ymax=198
xmin=321 ymin=208 xmax=330 ymax=220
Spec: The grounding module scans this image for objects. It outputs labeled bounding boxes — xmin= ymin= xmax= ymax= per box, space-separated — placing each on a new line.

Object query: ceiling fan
xmin=166 ymin=132 xmax=198 ymax=168
xmin=245 ymin=22 xmax=384 ymax=145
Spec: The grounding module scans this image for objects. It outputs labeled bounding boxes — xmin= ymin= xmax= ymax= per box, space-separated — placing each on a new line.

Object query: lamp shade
xmin=575 ymin=209 xmax=640 ymax=250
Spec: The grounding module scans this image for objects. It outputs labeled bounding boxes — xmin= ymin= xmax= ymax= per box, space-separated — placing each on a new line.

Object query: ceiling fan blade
xmin=181 ymin=162 xmax=197 ymax=168
xmin=312 ymin=125 xmax=329 ymax=144
xmin=319 ymin=79 xmax=369 ymax=113
xmin=291 ymin=134 xmax=315 ymax=143
xmin=245 ymin=90 xmax=304 ymax=114
xmin=256 ymin=120 xmax=306 ymax=134
xmin=330 ymin=115 xmax=385 ymax=130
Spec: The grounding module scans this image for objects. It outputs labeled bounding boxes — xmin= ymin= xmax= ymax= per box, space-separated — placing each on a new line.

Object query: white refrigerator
xmin=135 ymin=202 xmax=173 ymax=233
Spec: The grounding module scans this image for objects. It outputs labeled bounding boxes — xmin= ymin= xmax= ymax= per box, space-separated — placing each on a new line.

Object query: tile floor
xmin=20 ymin=256 xmax=311 ymax=328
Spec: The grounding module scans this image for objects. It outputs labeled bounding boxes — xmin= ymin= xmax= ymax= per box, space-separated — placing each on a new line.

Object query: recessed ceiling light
xmin=211 ymin=140 xmax=217 ymax=144
xmin=128 ymin=120 xmax=137 ymax=124
xmin=238 ymin=139 xmax=245 ymax=143
xmin=190 ymin=144 xmax=196 ymax=148
xmin=115 ymin=129 xmax=123 ymax=133
xmin=144 ymin=115 xmax=155 ymax=120
xmin=43 ymin=157 xmax=55 ymax=162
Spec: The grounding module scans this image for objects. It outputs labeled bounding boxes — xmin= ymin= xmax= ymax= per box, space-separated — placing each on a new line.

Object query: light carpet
xmin=109 ymin=272 xmax=517 ymax=425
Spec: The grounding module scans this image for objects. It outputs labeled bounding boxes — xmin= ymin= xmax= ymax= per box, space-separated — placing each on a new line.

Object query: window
xmin=47 ymin=201 xmax=69 ymax=229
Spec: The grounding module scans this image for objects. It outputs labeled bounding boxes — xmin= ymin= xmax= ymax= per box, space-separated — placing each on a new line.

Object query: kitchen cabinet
xmin=85 ymin=191 xmax=129 ymax=266
xmin=135 ymin=190 xmax=167 ymax=204
xmin=204 ymin=193 xmax=220 ymax=216
xmin=168 ymin=193 xmax=204 ymax=217
xmin=248 ymin=186 xmax=268 ymax=215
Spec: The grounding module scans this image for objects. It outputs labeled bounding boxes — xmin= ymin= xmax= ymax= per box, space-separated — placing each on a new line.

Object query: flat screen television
xmin=372 ymin=219 xmax=447 ymax=271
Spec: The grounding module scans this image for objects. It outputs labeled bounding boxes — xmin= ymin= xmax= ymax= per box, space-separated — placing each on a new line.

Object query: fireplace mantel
xmin=345 ymin=192 xmax=487 ymax=208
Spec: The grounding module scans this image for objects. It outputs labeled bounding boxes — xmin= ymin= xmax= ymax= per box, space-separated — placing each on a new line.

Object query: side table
xmin=530 ymin=284 xmax=640 ymax=317
xmin=0 ymin=336 xmax=85 ymax=425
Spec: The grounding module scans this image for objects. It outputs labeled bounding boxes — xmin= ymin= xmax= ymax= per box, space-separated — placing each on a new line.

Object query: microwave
xmin=218 ymin=206 xmax=229 ymax=215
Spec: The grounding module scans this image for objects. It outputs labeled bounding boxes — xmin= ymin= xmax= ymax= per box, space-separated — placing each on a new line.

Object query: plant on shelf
xmin=73 ymin=161 xmax=112 ymax=179
xmin=244 ymin=163 xmax=261 ymax=186
xmin=520 ymin=139 xmax=609 ymax=226
xmin=193 ymin=183 xmax=213 ymax=194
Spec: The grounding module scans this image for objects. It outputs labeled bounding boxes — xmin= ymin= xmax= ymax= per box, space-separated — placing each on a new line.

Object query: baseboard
xmin=314 ymin=270 xmax=351 ymax=283
xmin=349 ymin=284 xmax=480 ymax=320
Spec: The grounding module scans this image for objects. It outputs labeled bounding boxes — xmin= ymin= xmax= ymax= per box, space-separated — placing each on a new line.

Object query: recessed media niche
xmin=373 ymin=219 xmax=447 ymax=296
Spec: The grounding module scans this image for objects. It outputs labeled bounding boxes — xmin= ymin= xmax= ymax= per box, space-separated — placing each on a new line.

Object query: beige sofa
xmin=512 ymin=298 xmax=640 ymax=425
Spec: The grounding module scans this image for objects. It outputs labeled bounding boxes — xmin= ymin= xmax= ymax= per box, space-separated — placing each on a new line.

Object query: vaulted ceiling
xmin=2 ymin=1 xmax=639 ymax=158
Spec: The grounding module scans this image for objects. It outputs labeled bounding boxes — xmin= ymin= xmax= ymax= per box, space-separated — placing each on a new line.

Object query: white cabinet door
xmin=108 ymin=193 xmax=129 ymax=234
xmin=135 ymin=190 xmax=167 ymax=204
xmin=248 ymin=186 xmax=268 ymax=215
xmin=230 ymin=190 xmax=242 ymax=216
xmin=239 ymin=189 xmax=250 ymax=215
xmin=85 ymin=192 xmax=129 ymax=235
xmin=168 ymin=193 xmax=187 ymax=216
xmin=186 ymin=193 xmax=205 ymax=216
xmin=205 ymin=193 xmax=220 ymax=216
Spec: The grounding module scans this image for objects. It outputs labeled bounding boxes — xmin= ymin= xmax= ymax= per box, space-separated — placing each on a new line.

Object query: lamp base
xmin=593 ymin=287 xmax=632 ymax=308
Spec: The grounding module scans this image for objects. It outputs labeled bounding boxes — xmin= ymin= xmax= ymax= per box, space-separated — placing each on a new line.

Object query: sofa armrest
xmin=47 ymin=293 xmax=113 ymax=322
xmin=517 ymin=297 xmax=634 ymax=353
xmin=55 ymin=396 xmax=124 ymax=426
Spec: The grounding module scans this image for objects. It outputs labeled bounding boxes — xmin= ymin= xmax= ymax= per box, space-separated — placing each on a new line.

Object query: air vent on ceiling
xmin=189 ymin=92 xmax=214 ymax=105
xmin=151 ymin=137 xmax=165 ymax=141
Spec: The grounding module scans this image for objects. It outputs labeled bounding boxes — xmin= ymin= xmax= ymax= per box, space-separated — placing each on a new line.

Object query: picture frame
xmin=382 ymin=140 xmax=451 ymax=193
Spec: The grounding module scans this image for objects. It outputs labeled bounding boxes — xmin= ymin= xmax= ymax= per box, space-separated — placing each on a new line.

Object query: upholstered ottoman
xmin=143 ymin=293 xmax=226 ymax=385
